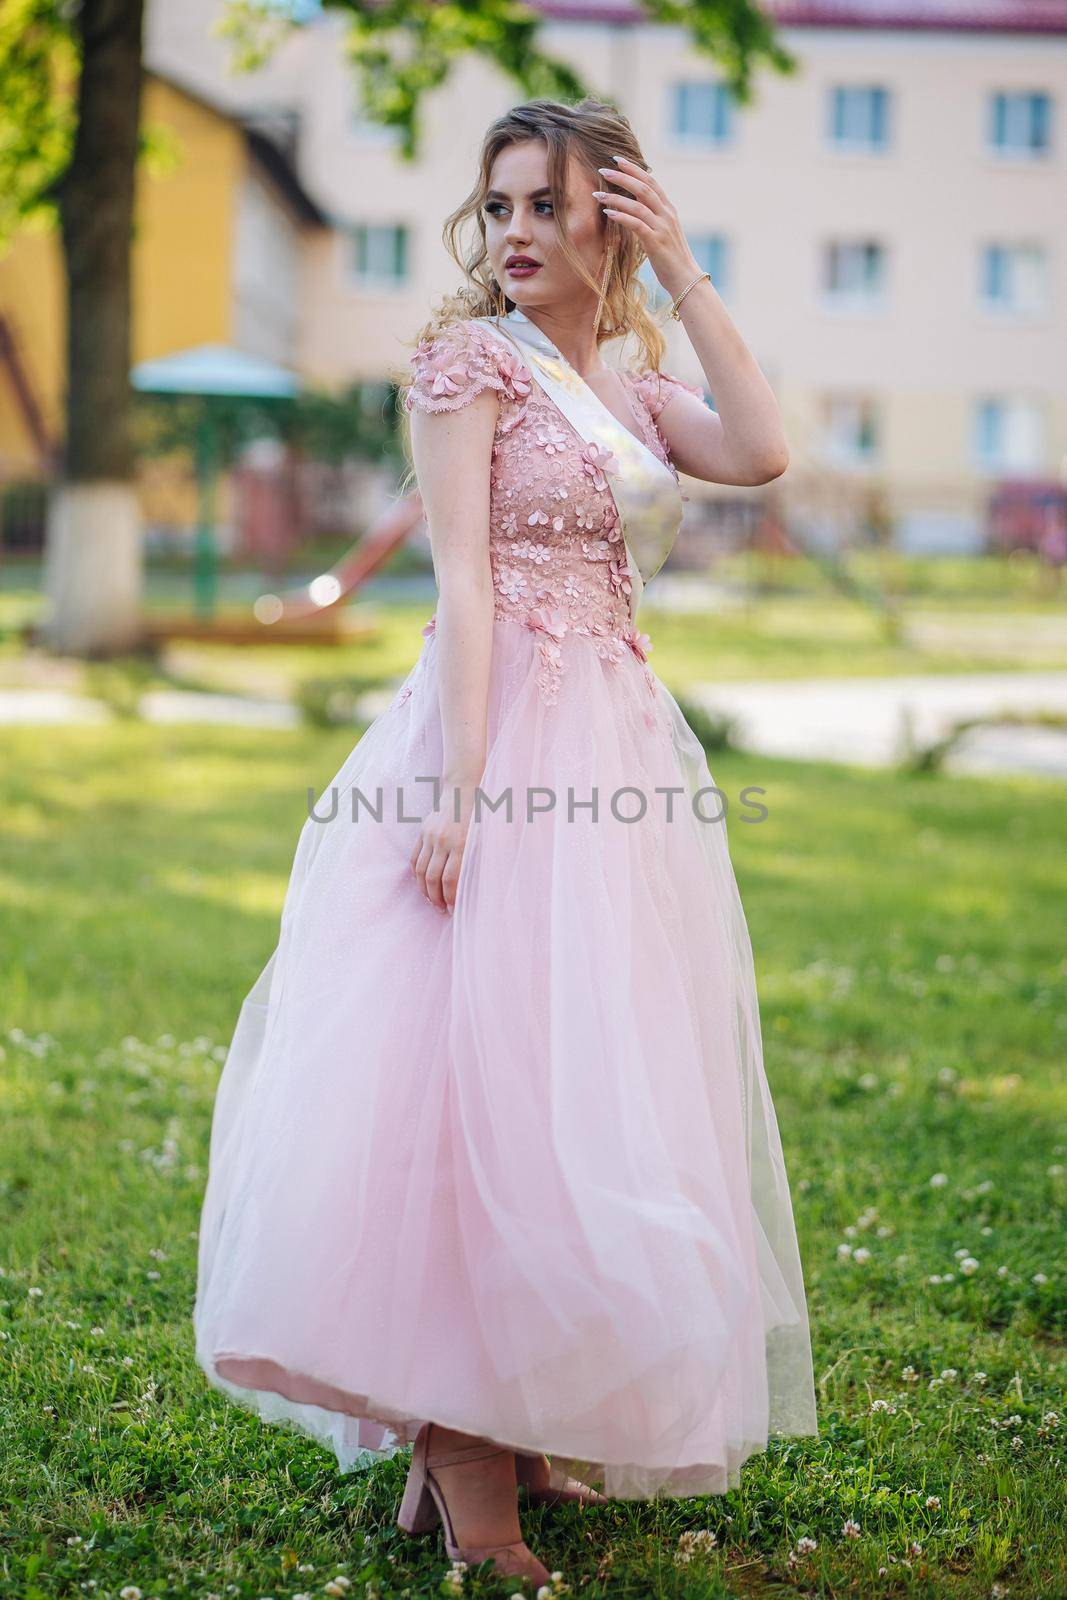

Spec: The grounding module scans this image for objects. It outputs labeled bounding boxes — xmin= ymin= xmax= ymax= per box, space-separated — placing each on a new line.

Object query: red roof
xmin=531 ymin=0 xmax=1067 ymax=31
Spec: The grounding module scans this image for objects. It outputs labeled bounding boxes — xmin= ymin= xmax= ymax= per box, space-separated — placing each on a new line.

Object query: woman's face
xmin=482 ymin=139 xmax=607 ymax=311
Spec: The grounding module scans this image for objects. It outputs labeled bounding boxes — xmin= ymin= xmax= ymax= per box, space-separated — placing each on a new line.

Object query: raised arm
xmin=595 ymin=154 xmax=789 ymax=487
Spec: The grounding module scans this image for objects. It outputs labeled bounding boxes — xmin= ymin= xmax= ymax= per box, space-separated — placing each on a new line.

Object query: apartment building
xmin=146 ymin=0 xmax=1067 ymax=544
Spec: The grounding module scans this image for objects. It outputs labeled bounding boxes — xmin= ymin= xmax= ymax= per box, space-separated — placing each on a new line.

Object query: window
xmin=987 ymin=91 xmax=1052 ymax=157
xmin=638 ymin=238 xmax=729 ymax=313
xmin=637 ymin=259 xmax=670 ymax=312
xmin=972 ymin=397 xmax=1045 ymax=473
xmin=349 ymin=224 xmax=409 ymax=287
xmin=821 ymin=240 xmax=887 ymax=311
xmin=827 ymin=86 xmax=891 ymax=151
xmin=979 ymin=243 xmax=1048 ymax=315
xmin=690 ymin=234 xmax=730 ymax=296
xmin=669 ymin=81 xmax=735 ymax=146
xmin=821 ymin=395 xmax=880 ymax=468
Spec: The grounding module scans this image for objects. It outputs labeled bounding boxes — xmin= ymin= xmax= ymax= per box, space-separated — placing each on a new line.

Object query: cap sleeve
xmin=629 ymin=369 xmax=705 ymax=424
xmin=404 ymin=320 xmax=512 ymax=416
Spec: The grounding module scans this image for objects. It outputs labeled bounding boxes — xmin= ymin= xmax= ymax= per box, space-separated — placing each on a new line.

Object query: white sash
xmin=471 ymin=310 xmax=684 ymax=624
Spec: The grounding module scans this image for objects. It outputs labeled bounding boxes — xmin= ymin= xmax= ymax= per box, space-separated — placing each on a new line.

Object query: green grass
xmin=0 ymin=724 xmax=1064 ymax=1600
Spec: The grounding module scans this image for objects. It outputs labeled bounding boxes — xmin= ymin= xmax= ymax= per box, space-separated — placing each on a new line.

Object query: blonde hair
xmin=394 ymin=97 xmax=667 ymax=485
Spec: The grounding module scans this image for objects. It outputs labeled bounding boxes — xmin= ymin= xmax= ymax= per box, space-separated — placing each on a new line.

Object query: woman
xmin=193 ymin=97 xmax=818 ymax=1588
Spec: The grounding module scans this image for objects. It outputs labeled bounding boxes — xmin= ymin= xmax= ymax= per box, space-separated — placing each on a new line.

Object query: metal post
xmin=194 ymin=404 xmax=218 ymax=620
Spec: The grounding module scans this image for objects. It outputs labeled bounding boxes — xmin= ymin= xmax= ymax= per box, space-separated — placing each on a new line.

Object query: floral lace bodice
xmin=403 ymin=318 xmax=702 ymax=706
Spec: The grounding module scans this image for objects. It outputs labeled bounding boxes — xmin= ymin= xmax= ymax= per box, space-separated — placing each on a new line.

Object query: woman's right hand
xmin=410 ymin=779 xmax=480 ymax=915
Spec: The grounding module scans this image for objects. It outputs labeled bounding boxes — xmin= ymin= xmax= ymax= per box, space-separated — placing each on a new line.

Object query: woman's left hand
xmin=592 ymin=155 xmax=702 ymax=300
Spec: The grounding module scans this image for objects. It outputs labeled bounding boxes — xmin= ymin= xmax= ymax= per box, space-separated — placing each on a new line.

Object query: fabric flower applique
xmin=601 ymin=501 xmax=624 ymax=543
xmin=496 ymin=567 xmax=529 ymax=604
xmin=622 ymin=623 xmax=658 ymax=700
xmin=580 ymin=442 xmax=619 ymax=492
xmin=536 ymin=423 xmax=569 ymax=456
xmin=522 ymin=542 xmax=554 ymax=566
xmin=524 ymin=606 xmax=569 ymax=706
xmin=581 ymin=538 xmax=614 ymax=563
xmin=609 ymin=555 xmax=633 ymax=599
xmin=624 ymin=624 xmax=653 ymax=664
xmin=497 ymin=349 xmax=534 ymax=401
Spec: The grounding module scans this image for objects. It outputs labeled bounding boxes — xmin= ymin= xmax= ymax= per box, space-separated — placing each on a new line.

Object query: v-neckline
xmin=483 ymin=312 xmax=664 ymax=465
xmin=579 ymin=368 xmax=653 ymax=451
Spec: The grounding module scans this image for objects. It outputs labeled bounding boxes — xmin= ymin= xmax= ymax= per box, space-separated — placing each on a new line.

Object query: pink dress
xmin=193 ymin=318 xmax=818 ymax=1499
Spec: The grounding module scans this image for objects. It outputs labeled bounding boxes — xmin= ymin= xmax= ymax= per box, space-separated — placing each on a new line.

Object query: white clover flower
xmin=853 ymin=1247 xmax=872 ymax=1264
xmin=901 ymin=1365 xmax=918 ymax=1382
xmin=28 ymin=1286 xmax=43 ymax=1298
xmin=844 ymin=1224 xmax=858 ymax=1238
xmin=119 ymin=1589 xmax=143 ymax=1600
xmin=972 ymin=1371 xmax=988 ymax=1385
xmin=961 ymin=1258 xmax=980 ymax=1274
xmin=925 ymin=1494 xmax=941 ymax=1509
xmin=929 ymin=1173 xmax=949 ymax=1187
xmin=842 ymin=1518 xmax=861 ymax=1538
xmin=928 ymin=1274 xmax=943 ymax=1285
xmin=943 ymin=1272 xmax=955 ymax=1282
xmin=675 ymin=1530 xmax=717 ymax=1564
xmin=837 ymin=1243 xmax=853 ymax=1259
xmin=908 ymin=1540 xmax=923 ymax=1557
xmin=996 ymin=1265 xmax=1009 ymax=1278
xmin=1042 ymin=1411 xmax=1060 ymax=1428
xmin=940 ymin=1369 xmax=958 ymax=1382
xmin=795 ymin=1535 xmax=818 ymax=1554
xmin=1032 ymin=1272 xmax=1048 ymax=1285
xmin=1049 ymin=1164 xmax=1064 ymax=1177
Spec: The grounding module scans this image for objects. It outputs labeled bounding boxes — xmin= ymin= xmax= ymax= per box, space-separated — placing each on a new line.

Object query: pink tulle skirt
xmin=193 ymin=617 xmax=818 ymax=1498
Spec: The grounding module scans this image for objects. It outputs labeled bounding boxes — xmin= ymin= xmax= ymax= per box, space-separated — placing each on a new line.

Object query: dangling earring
xmin=593 ymin=245 xmax=614 ymax=339
xmin=490 ymin=276 xmax=507 ymax=318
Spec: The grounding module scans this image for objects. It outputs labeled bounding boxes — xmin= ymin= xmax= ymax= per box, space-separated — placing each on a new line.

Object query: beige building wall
xmin=147 ymin=0 xmax=1067 ymax=543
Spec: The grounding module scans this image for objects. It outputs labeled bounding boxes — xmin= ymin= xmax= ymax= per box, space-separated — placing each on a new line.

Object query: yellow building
xmin=0 ymin=69 xmax=326 ymax=484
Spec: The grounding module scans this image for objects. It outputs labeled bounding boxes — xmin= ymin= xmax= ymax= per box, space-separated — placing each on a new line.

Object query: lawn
xmin=0 ymin=718 xmax=1063 ymax=1600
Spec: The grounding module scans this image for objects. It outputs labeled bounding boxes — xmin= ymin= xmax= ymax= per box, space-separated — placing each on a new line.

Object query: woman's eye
xmin=483 ymin=201 xmax=553 ymax=216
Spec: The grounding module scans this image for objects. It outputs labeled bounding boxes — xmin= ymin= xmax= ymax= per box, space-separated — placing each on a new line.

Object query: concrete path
xmin=2 ymin=674 xmax=1066 ymax=778
xmin=684 ymin=671 xmax=1067 ymax=776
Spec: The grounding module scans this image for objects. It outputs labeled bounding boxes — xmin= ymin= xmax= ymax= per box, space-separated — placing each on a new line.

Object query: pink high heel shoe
xmin=514 ymin=1451 xmax=608 ymax=1508
xmin=397 ymin=1423 xmax=552 ymax=1587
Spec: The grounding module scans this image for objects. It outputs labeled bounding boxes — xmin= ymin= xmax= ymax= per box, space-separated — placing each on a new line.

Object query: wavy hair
xmin=394 ymin=96 xmax=668 ymax=453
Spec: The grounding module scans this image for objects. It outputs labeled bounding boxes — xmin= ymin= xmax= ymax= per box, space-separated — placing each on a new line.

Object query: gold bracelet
xmin=668 ymin=270 xmax=711 ymax=321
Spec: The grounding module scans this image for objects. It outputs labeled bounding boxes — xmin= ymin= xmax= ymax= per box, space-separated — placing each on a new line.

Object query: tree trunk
xmin=40 ymin=0 xmax=146 ymax=657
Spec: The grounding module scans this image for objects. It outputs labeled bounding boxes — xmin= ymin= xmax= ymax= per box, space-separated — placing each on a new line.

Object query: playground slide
xmin=253 ymin=492 xmax=426 ymax=625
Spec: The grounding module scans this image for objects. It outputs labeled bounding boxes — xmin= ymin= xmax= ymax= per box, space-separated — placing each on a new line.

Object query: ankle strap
xmin=427 ymin=1441 xmax=510 ymax=1468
